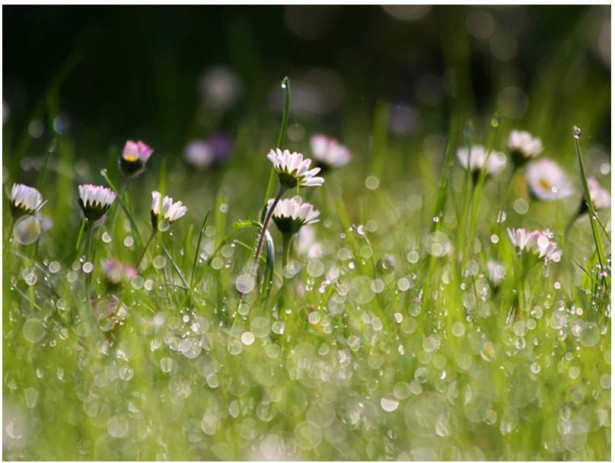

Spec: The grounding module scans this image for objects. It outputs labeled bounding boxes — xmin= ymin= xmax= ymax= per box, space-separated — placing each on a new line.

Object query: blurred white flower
xmin=487 ymin=259 xmax=506 ymax=287
xmin=527 ymin=159 xmax=574 ymax=201
xmin=507 ymin=228 xmax=562 ymax=263
xmin=10 ymin=184 xmax=43 ymax=218
xmin=587 ymin=177 xmax=611 ymax=210
xmin=78 ymin=184 xmax=116 ymax=221
xmin=151 ymin=191 xmax=187 ymax=228
xmin=267 ymin=149 xmax=324 ymax=189
xmin=270 ymin=196 xmax=320 ymax=235
xmin=200 ymin=66 xmax=243 ymax=110
xmin=508 ymin=130 xmax=543 ymax=166
xmin=456 ymin=145 xmax=506 ymax=178
xmin=310 ymin=134 xmax=351 ymax=171
xmin=184 ymin=140 xmax=214 ymax=169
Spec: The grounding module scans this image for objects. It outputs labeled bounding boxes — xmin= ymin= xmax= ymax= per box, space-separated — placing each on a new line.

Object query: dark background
xmin=3 ymin=5 xmax=611 ymax=160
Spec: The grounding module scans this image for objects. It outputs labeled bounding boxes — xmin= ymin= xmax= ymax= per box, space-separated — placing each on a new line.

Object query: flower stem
xmin=137 ymin=229 xmax=157 ymax=268
xmin=75 ymin=218 xmax=87 ymax=252
xmin=254 ymin=186 xmax=285 ymax=268
xmin=282 ymin=232 xmax=292 ymax=272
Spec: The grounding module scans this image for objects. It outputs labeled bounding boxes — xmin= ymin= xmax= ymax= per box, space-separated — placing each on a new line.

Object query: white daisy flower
xmin=507 ymin=228 xmax=561 ymax=263
xmin=527 ymin=159 xmax=574 ymax=201
xmin=456 ymin=145 xmax=507 ymax=179
xmin=78 ymin=184 xmax=116 ymax=221
xmin=266 ymin=148 xmax=324 ymax=189
xmin=310 ymin=134 xmax=352 ymax=172
xmin=270 ymin=196 xmax=320 ymax=235
xmin=508 ymin=130 xmax=543 ymax=166
xmin=119 ymin=140 xmax=153 ymax=177
xmin=587 ymin=177 xmax=611 ymax=210
xmin=184 ymin=140 xmax=214 ymax=169
xmin=10 ymin=183 xmax=43 ymax=218
xmin=151 ymin=190 xmax=187 ymax=229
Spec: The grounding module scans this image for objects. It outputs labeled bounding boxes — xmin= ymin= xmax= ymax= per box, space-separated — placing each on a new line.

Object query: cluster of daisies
xmin=253 ymin=135 xmax=351 ymax=266
xmin=457 ymin=130 xmax=610 ymax=264
xmin=9 ymin=140 xmax=187 ymax=257
xmin=8 ymin=134 xmax=352 ymax=270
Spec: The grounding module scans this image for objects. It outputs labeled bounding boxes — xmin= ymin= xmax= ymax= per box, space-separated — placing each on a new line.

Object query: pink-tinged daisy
xmin=266 ymin=148 xmax=324 ymax=189
xmin=119 ymin=140 xmax=153 ymax=177
xmin=508 ymin=130 xmax=543 ymax=167
xmin=507 ymin=228 xmax=562 ymax=263
xmin=78 ymin=184 xmax=116 ymax=222
xmin=310 ymin=134 xmax=352 ymax=172
xmin=10 ymin=183 xmax=43 ymax=218
xmin=527 ymin=159 xmax=574 ymax=201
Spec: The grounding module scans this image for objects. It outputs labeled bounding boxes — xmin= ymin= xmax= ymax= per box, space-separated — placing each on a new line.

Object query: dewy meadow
xmin=2 ymin=5 xmax=611 ymax=461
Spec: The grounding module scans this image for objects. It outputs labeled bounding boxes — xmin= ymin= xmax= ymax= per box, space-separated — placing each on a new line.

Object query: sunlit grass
xmin=2 ymin=11 xmax=611 ymax=461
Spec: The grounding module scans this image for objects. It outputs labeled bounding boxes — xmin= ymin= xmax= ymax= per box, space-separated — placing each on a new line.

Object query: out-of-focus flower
xmin=200 ymin=66 xmax=243 ymax=111
xmin=184 ymin=140 xmax=214 ymax=169
xmin=10 ymin=183 xmax=43 ymax=218
xmin=267 ymin=149 xmax=324 ymax=189
xmin=310 ymin=134 xmax=351 ymax=172
xmin=209 ymin=132 xmax=234 ymax=163
xmin=507 ymin=228 xmax=562 ymax=263
xmin=456 ymin=145 xmax=507 ymax=180
xmin=508 ymin=130 xmax=543 ymax=167
xmin=527 ymin=159 xmax=574 ymax=201
xmin=3 ymin=101 xmax=9 ymax=124
xmin=295 ymin=224 xmax=323 ymax=259
xmin=270 ymin=196 xmax=320 ymax=235
xmin=119 ymin=140 xmax=153 ymax=177
xmin=184 ymin=133 xmax=234 ymax=170
xmin=102 ymin=258 xmax=138 ymax=286
xmin=78 ymin=184 xmax=116 ymax=222
xmin=151 ymin=191 xmax=187 ymax=229
xmin=487 ymin=259 xmax=506 ymax=287
xmin=587 ymin=177 xmax=611 ymax=210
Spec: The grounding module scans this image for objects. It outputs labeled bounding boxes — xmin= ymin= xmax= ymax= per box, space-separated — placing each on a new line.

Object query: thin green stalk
xmin=572 ymin=127 xmax=607 ymax=279
xmin=282 ymin=232 xmax=292 ymax=271
xmin=100 ymin=169 xmax=143 ymax=247
xmin=254 ymin=185 xmax=285 ymax=269
xmin=260 ymin=76 xmax=290 ymax=222
xmin=467 ymin=117 xmax=500 ymax=255
xmin=137 ymin=229 xmax=157 ymax=268
xmin=75 ymin=218 xmax=87 ymax=253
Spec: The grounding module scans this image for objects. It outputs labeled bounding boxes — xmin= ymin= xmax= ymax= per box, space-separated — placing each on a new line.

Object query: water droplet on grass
xmin=241 ymin=332 xmax=255 ymax=346
xmin=579 ymin=322 xmax=600 ymax=347
xmin=153 ymin=255 xmax=166 ymax=269
xmin=23 ymin=319 xmax=45 ymax=343
xmin=107 ymin=415 xmax=129 ymax=438
xmin=380 ymin=397 xmax=399 ymax=412
xmin=49 ymin=261 xmax=61 ymax=273
xmin=13 ymin=215 xmax=41 ymax=245
xmin=24 ymin=387 xmax=39 ymax=408
xmin=235 ymin=274 xmax=255 ymax=294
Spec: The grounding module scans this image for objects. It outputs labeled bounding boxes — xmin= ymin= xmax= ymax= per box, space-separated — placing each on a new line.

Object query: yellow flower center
xmin=124 ymin=153 xmax=138 ymax=162
xmin=538 ymin=177 xmax=552 ymax=191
